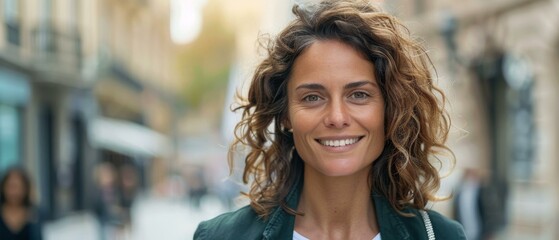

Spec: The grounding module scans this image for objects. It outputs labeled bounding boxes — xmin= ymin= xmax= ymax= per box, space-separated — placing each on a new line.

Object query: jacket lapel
xmin=372 ymin=193 xmax=412 ymax=240
xmin=262 ymin=165 xmax=304 ymax=240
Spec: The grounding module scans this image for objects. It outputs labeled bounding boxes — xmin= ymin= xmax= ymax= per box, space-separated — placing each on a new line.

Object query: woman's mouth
xmin=317 ymin=137 xmax=363 ymax=147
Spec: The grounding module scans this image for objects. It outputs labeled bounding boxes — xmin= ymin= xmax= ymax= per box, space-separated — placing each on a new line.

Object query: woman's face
xmin=3 ymin=173 xmax=27 ymax=205
xmin=286 ymin=40 xmax=385 ymax=177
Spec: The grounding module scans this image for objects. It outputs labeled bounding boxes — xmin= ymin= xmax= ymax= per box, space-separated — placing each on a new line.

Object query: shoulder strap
xmin=419 ymin=210 xmax=435 ymax=240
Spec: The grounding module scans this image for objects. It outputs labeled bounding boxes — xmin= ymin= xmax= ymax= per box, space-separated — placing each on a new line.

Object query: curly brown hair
xmin=230 ymin=0 xmax=453 ymax=218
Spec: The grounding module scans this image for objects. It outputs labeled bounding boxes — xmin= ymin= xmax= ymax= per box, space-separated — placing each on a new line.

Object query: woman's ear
xmin=282 ymin=116 xmax=292 ymax=131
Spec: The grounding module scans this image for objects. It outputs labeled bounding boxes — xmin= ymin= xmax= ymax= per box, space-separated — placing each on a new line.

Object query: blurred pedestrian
xmin=186 ymin=165 xmax=207 ymax=210
xmin=195 ymin=1 xmax=466 ymax=239
xmin=214 ymin=179 xmax=239 ymax=211
xmin=454 ymin=168 xmax=484 ymax=240
xmin=0 ymin=167 xmax=43 ymax=240
xmin=93 ymin=162 xmax=122 ymax=240
xmin=454 ymin=168 xmax=504 ymax=240
xmin=118 ymin=163 xmax=138 ymax=234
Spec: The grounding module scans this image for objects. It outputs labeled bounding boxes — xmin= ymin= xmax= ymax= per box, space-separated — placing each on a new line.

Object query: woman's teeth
xmin=319 ymin=138 xmax=359 ymax=147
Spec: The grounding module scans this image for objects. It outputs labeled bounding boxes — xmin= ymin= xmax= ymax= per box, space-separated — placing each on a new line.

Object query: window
xmin=503 ymin=54 xmax=535 ymax=181
xmin=4 ymin=0 xmax=20 ymax=45
xmin=0 ymin=104 xmax=21 ymax=172
xmin=0 ymin=68 xmax=28 ymax=172
xmin=4 ymin=0 xmax=18 ymax=22
xmin=415 ymin=0 xmax=425 ymax=15
xmin=37 ymin=0 xmax=54 ymax=51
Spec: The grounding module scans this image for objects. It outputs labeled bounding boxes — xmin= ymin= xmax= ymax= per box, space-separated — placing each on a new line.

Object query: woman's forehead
xmin=288 ymin=40 xmax=376 ymax=87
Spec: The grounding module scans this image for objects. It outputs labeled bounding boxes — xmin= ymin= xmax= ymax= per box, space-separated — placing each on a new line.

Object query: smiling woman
xmin=195 ymin=0 xmax=466 ymax=239
xmin=286 ymin=40 xmax=385 ymax=179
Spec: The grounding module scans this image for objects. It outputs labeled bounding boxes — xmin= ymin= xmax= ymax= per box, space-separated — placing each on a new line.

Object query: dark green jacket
xmin=194 ymin=172 xmax=466 ymax=240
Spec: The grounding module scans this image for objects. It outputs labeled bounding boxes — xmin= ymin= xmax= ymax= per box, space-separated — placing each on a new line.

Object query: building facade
xmin=1 ymin=0 xmax=97 ymax=219
xmin=385 ymin=0 xmax=558 ymax=238
xmin=0 ymin=0 xmax=181 ymax=220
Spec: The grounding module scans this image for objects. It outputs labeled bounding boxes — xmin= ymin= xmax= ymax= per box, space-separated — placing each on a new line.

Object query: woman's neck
xmin=295 ymin=166 xmax=378 ymax=239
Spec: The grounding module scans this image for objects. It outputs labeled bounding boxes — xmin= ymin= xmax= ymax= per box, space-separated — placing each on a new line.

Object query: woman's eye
xmin=303 ymin=95 xmax=321 ymax=102
xmin=351 ymin=91 xmax=369 ymax=99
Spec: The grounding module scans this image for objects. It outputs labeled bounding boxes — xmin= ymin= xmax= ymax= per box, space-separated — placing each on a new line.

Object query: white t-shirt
xmin=293 ymin=231 xmax=381 ymax=240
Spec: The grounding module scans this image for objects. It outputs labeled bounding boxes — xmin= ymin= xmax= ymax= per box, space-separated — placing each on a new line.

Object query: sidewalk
xmin=43 ymin=212 xmax=99 ymax=240
xmin=43 ymin=195 xmax=230 ymax=240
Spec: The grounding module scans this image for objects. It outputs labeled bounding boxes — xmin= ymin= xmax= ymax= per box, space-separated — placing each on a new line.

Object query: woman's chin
xmin=310 ymin=162 xmax=370 ymax=178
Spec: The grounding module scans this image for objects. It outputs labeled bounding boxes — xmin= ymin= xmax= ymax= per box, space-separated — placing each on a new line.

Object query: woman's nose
xmin=323 ymin=99 xmax=350 ymax=128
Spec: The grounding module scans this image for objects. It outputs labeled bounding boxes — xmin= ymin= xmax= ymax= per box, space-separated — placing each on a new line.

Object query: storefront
xmin=0 ymin=66 xmax=29 ymax=172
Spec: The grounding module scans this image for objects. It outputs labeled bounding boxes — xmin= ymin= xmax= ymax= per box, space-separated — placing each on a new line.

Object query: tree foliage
xmin=176 ymin=0 xmax=235 ymax=110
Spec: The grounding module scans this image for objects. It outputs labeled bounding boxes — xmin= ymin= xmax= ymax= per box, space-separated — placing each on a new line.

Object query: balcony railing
xmin=31 ymin=26 xmax=82 ymax=71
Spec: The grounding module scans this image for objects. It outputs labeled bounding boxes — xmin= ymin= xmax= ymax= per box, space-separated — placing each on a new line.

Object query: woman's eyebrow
xmin=295 ymin=83 xmax=325 ymax=91
xmin=344 ymin=80 xmax=377 ymax=89
xmin=295 ymin=80 xmax=377 ymax=91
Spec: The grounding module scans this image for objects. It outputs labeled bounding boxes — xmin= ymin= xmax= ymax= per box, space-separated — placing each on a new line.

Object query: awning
xmin=90 ymin=117 xmax=171 ymax=158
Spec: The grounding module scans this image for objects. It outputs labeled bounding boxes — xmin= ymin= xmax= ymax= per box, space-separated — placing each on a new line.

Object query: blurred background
xmin=0 ymin=0 xmax=557 ymax=239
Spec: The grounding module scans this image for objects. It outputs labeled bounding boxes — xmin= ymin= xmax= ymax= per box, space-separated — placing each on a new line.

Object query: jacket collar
xmin=262 ymin=161 xmax=303 ymax=240
xmin=372 ymin=193 xmax=412 ymax=240
xmin=262 ymin=163 xmax=411 ymax=240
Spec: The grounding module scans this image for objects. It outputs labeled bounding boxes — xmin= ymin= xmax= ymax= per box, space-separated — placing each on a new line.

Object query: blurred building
xmin=0 ymin=0 xmax=96 ymax=219
xmin=390 ymin=0 xmax=559 ymax=239
xmin=94 ymin=0 xmax=181 ymax=206
xmin=0 ymin=0 xmax=181 ymax=220
xmin=220 ymin=0 xmax=293 ymax=181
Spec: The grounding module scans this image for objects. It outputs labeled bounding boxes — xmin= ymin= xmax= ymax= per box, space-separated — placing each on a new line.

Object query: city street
xmin=43 ymin=194 xmax=229 ymax=240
